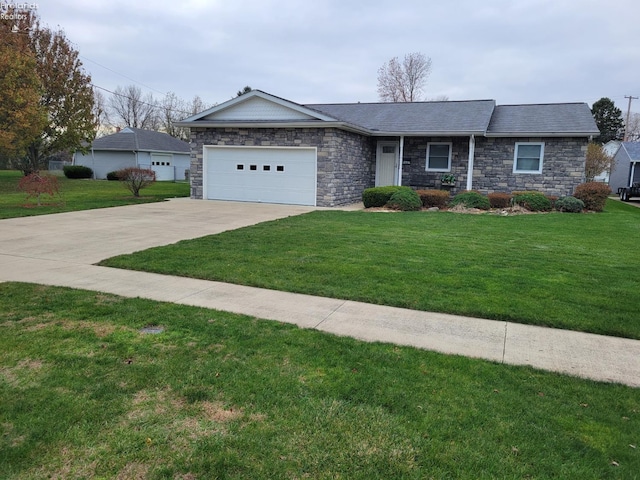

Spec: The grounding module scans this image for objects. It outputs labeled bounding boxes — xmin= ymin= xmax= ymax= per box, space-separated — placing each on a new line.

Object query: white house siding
xmin=75 ymin=151 xmax=136 ymax=179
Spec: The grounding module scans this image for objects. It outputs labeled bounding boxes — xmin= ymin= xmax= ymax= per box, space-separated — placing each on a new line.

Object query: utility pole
xmin=624 ymin=95 xmax=638 ymax=141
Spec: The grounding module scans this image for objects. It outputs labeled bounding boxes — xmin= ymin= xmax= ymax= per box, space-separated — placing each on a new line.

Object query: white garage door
xmin=204 ymin=146 xmax=317 ymax=206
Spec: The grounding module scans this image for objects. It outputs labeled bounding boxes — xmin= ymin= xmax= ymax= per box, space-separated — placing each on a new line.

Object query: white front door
xmin=376 ymin=142 xmax=398 ymax=186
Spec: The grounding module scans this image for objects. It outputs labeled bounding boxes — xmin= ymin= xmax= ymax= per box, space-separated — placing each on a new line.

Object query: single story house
xmin=609 ymin=142 xmax=640 ymax=192
xmin=74 ymin=127 xmax=191 ymax=181
xmin=176 ymin=90 xmax=600 ymax=207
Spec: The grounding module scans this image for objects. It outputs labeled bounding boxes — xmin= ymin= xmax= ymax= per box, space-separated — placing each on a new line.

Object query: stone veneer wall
xmin=472 ymin=137 xmax=588 ymax=196
xmin=189 ymin=127 xmax=375 ymax=206
xmin=400 ymin=136 xmax=470 ymax=195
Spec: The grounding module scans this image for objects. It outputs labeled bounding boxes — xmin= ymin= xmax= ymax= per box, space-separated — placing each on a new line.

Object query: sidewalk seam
xmin=313 ymin=300 xmax=348 ymax=329
xmin=502 ymin=322 xmax=508 ymax=364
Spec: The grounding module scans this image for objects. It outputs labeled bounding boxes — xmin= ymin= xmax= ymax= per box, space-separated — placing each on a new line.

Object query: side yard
xmin=101 ymin=200 xmax=640 ymax=339
xmin=0 ymin=170 xmax=190 ymax=219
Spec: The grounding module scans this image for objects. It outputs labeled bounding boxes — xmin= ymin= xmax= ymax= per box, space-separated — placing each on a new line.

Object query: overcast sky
xmin=34 ymin=0 xmax=640 ymax=114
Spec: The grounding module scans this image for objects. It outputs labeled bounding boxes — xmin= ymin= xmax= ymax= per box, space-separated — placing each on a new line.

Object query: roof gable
xmin=620 ymin=142 xmax=640 ymax=161
xmin=182 ymin=90 xmax=337 ymax=123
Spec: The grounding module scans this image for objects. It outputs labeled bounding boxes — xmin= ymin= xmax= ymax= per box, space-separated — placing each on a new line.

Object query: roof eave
xmin=174 ymin=120 xmax=371 ymax=135
xmin=370 ymin=130 xmax=487 ymax=137
xmin=485 ymin=131 xmax=600 ymax=138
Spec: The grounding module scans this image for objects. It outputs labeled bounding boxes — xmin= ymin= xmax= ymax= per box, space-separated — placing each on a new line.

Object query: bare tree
xmin=188 ymin=95 xmax=210 ymax=116
xmin=625 ymin=112 xmax=640 ymax=142
xmin=158 ymin=91 xmax=187 ymax=138
xmin=585 ymin=142 xmax=614 ymax=182
xmin=108 ymin=85 xmax=158 ymax=129
xmin=377 ymin=52 xmax=432 ymax=102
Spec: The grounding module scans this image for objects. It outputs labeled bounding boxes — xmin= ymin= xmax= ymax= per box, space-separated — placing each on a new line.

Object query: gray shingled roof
xmin=621 ymin=142 xmax=640 ymax=161
xmin=486 ymin=103 xmax=600 ymax=136
xmin=91 ymin=127 xmax=189 ymax=153
xmin=305 ymin=100 xmax=496 ymax=134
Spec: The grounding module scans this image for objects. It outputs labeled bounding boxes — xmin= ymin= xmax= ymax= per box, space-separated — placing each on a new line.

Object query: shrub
xmin=488 ymin=192 xmax=511 ymax=209
xmin=362 ymin=186 xmax=404 ymax=208
xmin=63 ymin=165 xmax=93 ymax=179
xmin=416 ymin=189 xmax=450 ymax=208
xmin=450 ymin=190 xmax=490 ymax=210
xmin=511 ymin=191 xmax=552 ymax=212
xmin=106 ymin=171 xmax=121 ymax=181
xmin=116 ymin=167 xmax=156 ymax=197
xmin=555 ymin=196 xmax=584 ymax=213
xmin=385 ymin=187 xmax=422 ymax=211
xmin=18 ymin=172 xmax=60 ymax=206
xmin=573 ymin=182 xmax=611 ymax=212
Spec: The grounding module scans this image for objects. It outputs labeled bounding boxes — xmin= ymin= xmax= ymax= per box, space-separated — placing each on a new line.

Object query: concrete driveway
xmin=0 ymin=198 xmax=316 ymax=264
xmin=1 ymin=198 xmax=639 ymax=387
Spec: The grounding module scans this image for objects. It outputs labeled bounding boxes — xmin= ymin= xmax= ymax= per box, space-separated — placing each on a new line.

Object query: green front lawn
xmin=101 ymin=201 xmax=640 ymax=339
xmin=0 ymin=170 xmax=190 ymax=219
xmin=1 ymin=283 xmax=638 ymax=479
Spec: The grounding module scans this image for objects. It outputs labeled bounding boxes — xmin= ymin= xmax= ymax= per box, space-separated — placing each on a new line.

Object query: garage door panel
xmin=205 ymin=147 xmax=317 ymax=206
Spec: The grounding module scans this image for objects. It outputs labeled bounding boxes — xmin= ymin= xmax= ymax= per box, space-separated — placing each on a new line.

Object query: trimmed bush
xmin=106 ymin=171 xmax=121 ymax=181
xmin=450 ymin=190 xmax=490 ymax=210
xmin=573 ymin=182 xmax=611 ymax=212
xmin=116 ymin=167 xmax=156 ymax=197
xmin=386 ymin=187 xmax=422 ymax=211
xmin=488 ymin=192 xmax=511 ymax=209
xmin=416 ymin=189 xmax=450 ymax=208
xmin=555 ymin=196 xmax=584 ymax=213
xmin=511 ymin=191 xmax=552 ymax=212
xmin=362 ymin=186 xmax=404 ymax=208
xmin=63 ymin=165 xmax=93 ymax=179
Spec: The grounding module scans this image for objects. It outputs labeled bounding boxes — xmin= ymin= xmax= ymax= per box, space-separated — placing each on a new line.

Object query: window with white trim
xmin=426 ymin=142 xmax=452 ymax=172
xmin=514 ymin=142 xmax=544 ymax=174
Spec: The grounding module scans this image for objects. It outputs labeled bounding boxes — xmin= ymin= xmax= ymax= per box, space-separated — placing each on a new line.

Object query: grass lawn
xmin=0 ymin=170 xmax=189 ymax=219
xmin=1 ymin=283 xmax=638 ymax=479
xmin=101 ymin=200 xmax=640 ymax=340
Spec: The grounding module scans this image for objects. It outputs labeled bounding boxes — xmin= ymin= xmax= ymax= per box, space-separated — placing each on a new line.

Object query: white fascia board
xmin=174 ymin=120 xmax=370 ymax=135
xmin=370 ymin=130 xmax=487 ymax=137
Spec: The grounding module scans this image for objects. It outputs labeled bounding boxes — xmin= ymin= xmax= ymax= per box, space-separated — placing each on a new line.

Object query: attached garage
xmin=203 ymin=146 xmax=317 ymax=206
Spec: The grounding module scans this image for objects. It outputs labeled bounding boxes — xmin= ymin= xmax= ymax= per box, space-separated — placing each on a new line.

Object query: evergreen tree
xmin=591 ymin=97 xmax=624 ymax=144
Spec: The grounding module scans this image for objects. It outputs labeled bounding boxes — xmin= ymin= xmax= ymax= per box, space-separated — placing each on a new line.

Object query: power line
xmin=91 ymin=84 xmax=194 ymax=116
xmin=80 ymin=55 xmax=168 ymax=97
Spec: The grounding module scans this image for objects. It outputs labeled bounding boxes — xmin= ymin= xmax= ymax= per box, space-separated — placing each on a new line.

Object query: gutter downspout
xmin=631 ymin=162 xmax=637 ymax=188
xmin=91 ymin=147 xmax=95 ymax=179
xmin=398 ymin=135 xmax=404 ymax=186
xmin=466 ymin=134 xmax=475 ymax=191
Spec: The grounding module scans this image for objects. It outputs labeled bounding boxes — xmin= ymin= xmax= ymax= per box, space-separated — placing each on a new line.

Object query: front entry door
xmin=376 ymin=142 xmax=398 ymax=186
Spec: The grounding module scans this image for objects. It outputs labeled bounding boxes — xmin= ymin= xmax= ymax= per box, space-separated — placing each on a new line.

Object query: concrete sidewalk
xmin=1 ymin=199 xmax=639 ymax=387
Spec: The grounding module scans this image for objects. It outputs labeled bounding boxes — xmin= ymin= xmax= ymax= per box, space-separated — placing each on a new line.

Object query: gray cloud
xmin=35 ymin=0 xmax=640 ymax=114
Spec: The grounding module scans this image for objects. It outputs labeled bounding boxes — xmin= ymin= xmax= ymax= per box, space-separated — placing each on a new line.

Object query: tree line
xmin=0 ymin=8 xmax=212 ymax=174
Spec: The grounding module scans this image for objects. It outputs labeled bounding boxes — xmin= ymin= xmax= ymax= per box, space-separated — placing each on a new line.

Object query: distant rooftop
xmin=91 ymin=127 xmax=189 ymax=153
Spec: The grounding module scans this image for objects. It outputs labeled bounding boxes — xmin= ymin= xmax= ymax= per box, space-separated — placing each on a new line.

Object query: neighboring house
xmin=74 ymin=127 xmax=191 ymax=181
xmin=595 ymin=140 xmax=621 ymax=183
xmin=176 ymin=90 xmax=600 ymax=207
xmin=609 ymin=142 xmax=640 ymax=193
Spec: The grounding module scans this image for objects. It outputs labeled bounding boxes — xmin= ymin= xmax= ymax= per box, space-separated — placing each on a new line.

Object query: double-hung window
xmin=514 ymin=142 xmax=544 ymax=174
xmin=426 ymin=142 xmax=452 ymax=172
